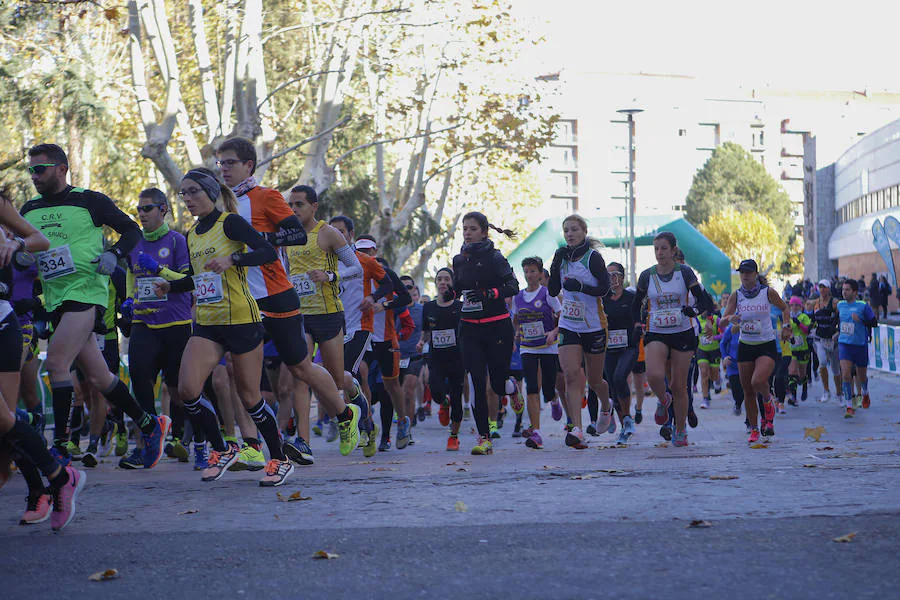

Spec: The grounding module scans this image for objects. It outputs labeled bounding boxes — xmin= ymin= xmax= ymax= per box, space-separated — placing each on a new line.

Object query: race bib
xmin=399 ymin=357 xmax=411 ymax=369
xmin=521 ymin=320 xmax=546 ymax=341
xmin=461 ymin=291 xmax=482 ymax=313
xmin=562 ymin=299 xmax=586 ymax=322
xmin=193 ymin=272 xmax=224 ymax=305
xmin=291 ymin=273 xmax=316 ymax=298
xmin=652 ymin=308 xmax=682 ymax=329
xmin=740 ymin=320 xmax=761 ymax=335
xmin=95 ymin=333 xmax=105 ymax=352
xmin=699 ymin=335 xmax=713 ymax=347
xmin=136 ymin=277 xmax=167 ymax=302
xmin=608 ymin=329 xmax=628 ymax=349
xmin=840 ymin=321 xmax=855 ymax=336
xmin=38 ymin=245 xmax=76 ymax=280
xmin=432 ymin=328 xmax=457 ymax=349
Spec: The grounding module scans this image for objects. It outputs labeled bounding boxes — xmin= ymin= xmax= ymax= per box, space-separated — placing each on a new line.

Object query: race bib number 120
xmin=562 ymin=299 xmax=585 ymax=322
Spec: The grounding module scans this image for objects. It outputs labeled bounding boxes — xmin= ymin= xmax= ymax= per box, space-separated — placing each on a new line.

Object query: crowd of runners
xmin=0 ymin=141 xmax=882 ymax=530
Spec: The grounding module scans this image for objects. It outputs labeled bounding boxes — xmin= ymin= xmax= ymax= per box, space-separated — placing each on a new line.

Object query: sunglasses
xmin=215 ymin=158 xmax=246 ymax=168
xmin=136 ymin=204 xmax=164 ymax=213
xmin=27 ymin=163 xmax=58 ymax=175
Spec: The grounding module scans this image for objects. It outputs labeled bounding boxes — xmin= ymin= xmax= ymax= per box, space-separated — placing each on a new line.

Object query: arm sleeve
xmin=576 ymin=251 xmax=610 ymax=297
xmin=370 ymin=259 xmax=393 ymax=301
xmin=268 ymin=215 xmax=308 ymax=247
xmin=335 ymin=244 xmax=362 ymax=280
xmin=548 ymin=258 xmax=562 ymax=297
xmin=397 ymin=308 xmax=415 ymax=341
xmin=168 ymin=272 xmax=196 ymax=293
xmin=222 ymin=214 xmax=277 ymax=267
xmin=689 ymin=284 xmax=715 ymax=314
xmin=631 ymin=271 xmax=650 ymax=323
xmin=491 ymin=253 xmax=519 ymax=299
xmin=384 ymin=269 xmax=412 ymax=311
xmin=91 ymin=193 xmax=142 ymax=259
xmin=111 ymin=266 xmax=128 ymax=301
xmin=125 ymin=267 xmax=135 ymax=300
xmin=547 ymin=294 xmax=563 ymax=313
xmin=863 ymin=304 xmax=878 ymax=327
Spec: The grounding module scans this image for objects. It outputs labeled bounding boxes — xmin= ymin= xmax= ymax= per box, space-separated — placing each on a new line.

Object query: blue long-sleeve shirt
xmin=720 ymin=326 xmax=740 ymax=377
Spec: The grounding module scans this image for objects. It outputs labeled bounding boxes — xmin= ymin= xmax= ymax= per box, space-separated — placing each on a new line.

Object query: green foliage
xmin=685 ymin=142 xmax=793 ymax=239
xmin=698 ymin=207 xmax=783 ymax=272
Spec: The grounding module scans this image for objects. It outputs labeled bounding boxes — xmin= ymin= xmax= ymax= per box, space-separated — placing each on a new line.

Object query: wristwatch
xmin=13 ymin=236 xmax=25 ymax=251
xmin=325 ymin=270 xmax=336 ymax=282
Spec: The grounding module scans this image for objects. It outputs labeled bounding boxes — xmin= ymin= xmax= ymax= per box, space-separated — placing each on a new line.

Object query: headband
xmin=183 ymin=170 xmax=221 ymax=201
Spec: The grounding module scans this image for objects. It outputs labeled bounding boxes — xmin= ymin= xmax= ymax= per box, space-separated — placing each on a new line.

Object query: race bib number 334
xmin=38 ymin=245 xmax=76 ymax=280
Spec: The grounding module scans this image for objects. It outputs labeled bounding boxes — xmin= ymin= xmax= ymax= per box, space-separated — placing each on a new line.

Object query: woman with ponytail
xmin=451 ymin=212 xmax=519 ymax=455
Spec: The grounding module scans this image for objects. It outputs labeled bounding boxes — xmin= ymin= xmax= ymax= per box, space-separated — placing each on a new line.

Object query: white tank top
xmin=645 ymin=266 xmax=692 ymax=334
xmin=559 ymin=249 xmax=606 ymax=333
xmin=338 ymin=259 xmax=363 ymax=341
xmin=735 ymin=286 xmax=776 ymax=344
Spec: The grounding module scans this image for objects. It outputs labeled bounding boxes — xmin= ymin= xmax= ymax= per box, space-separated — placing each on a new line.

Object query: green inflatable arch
xmin=507 ymin=215 xmax=734 ymax=298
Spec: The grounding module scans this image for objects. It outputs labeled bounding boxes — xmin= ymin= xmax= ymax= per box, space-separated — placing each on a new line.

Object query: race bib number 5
xmin=291 ymin=273 xmax=316 ymax=298
xmin=38 ymin=245 xmax=76 ymax=280
xmin=193 ymin=272 xmax=224 ymax=305
xmin=136 ymin=277 xmax=167 ymax=302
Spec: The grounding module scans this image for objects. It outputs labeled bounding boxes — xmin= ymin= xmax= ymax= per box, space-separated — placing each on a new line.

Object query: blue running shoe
xmin=142 ymin=415 xmax=171 ymax=469
xmin=283 ymin=436 xmax=315 ymax=466
xmin=396 ymin=416 xmax=411 ymax=449
xmin=119 ymin=447 xmax=143 ymax=470
xmin=193 ymin=442 xmax=209 ymax=471
xmin=617 ymin=415 xmax=636 ymax=445
xmin=50 ymin=445 xmax=71 ymax=468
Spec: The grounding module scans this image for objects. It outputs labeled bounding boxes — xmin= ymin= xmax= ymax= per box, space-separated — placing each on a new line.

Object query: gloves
xmin=562 ymin=278 xmax=582 ymax=292
xmin=12 ymin=298 xmax=37 ymax=316
xmin=137 ymin=253 xmax=161 ymax=274
xmin=92 ymin=251 xmax=118 ymax=275
xmin=441 ymin=287 xmax=455 ymax=302
xmin=551 ymin=246 xmax=568 ymax=267
xmin=465 ymin=289 xmax=486 ymax=303
xmin=34 ymin=319 xmax=51 ymax=340
xmin=120 ymin=298 xmax=134 ymax=320
xmin=681 ymin=306 xmax=698 ymax=318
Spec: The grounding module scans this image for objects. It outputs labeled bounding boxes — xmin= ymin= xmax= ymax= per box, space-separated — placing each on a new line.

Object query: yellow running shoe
xmin=230 ymin=442 xmax=265 ymax=471
xmin=364 ymin=424 xmax=378 ymax=458
xmin=471 ymin=435 xmax=493 ymax=455
xmin=338 ymin=404 xmax=361 ymax=456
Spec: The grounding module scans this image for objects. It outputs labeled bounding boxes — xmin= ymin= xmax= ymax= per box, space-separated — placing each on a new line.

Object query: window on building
xmin=678 ymin=128 xmax=687 ymax=136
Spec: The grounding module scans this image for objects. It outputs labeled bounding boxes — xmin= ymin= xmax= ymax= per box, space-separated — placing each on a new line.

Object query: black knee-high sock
xmin=184 ymin=395 xmax=226 ymax=452
xmin=248 ymin=400 xmax=284 ymax=460
xmin=102 ymin=378 xmax=155 ymax=435
xmin=50 ymin=381 xmax=74 ymax=445
xmin=171 ymin=402 xmax=185 ymax=440
xmin=379 ymin=392 xmax=393 ymax=441
xmin=14 ymin=452 xmax=47 ymax=496
xmin=587 ymin=388 xmax=599 ymax=422
xmin=4 ymin=421 xmax=67 ymax=487
xmin=110 ymin=405 xmax=125 ymax=426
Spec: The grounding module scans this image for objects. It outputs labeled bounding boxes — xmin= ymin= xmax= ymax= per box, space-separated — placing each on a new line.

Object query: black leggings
xmin=604 ymin=348 xmax=638 ymax=400
xmin=460 ymin=319 xmax=515 ymax=437
xmin=128 ymin=323 xmax=191 ymax=415
xmin=521 ymin=353 xmax=558 ymax=403
xmin=428 ymin=358 xmax=464 ymax=424
xmin=772 ymin=355 xmax=791 ymax=402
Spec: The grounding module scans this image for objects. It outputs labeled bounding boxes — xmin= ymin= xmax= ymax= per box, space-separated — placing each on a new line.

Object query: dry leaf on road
xmin=749 ymin=444 xmax=768 ymax=449
xmin=454 ymin=501 xmax=467 ymax=513
xmin=570 ymin=474 xmax=597 ymax=480
xmin=457 ymin=467 xmax=469 ymax=472
xmin=542 ymin=465 xmax=562 ymax=470
xmin=686 ymin=520 xmax=712 ymax=529
xmin=802 ymin=464 xmax=818 ymax=468
xmin=350 ymin=460 xmax=375 ymax=465
xmin=88 ymin=569 xmax=119 ymax=582
xmin=312 ymin=551 xmax=340 ymax=559
xmin=387 ymin=460 xmax=406 ymax=464
xmin=709 ymin=475 xmax=738 ymax=480
xmin=816 ymin=446 xmax=835 ymax=451
xmin=277 ymin=491 xmax=311 ymax=502
xmin=833 ymin=532 xmax=857 ymax=543
xmin=803 ymin=426 xmax=827 ymax=442
xmin=371 ymin=467 xmax=396 ymax=472
xmin=178 ymin=509 xmax=198 ymax=515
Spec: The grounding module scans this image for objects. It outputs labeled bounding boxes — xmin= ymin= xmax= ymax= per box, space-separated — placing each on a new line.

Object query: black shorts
xmin=0 ymin=312 xmax=23 ymax=372
xmin=559 ymin=328 xmax=608 ymax=354
xmin=644 ymin=329 xmax=698 ymax=353
xmin=737 ymin=340 xmax=779 ymax=363
xmin=50 ymin=300 xmax=105 ymax=334
xmin=263 ymin=314 xmax=308 ymax=365
xmin=633 ymin=361 xmax=646 ymax=374
xmin=344 ymin=330 xmax=371 ymax=377
xmin=304 ymin=312 xmax=345 ymax=345
xmin=400 ymin=356 xmax=425 ymax=380
xmin=792 ymin=349 xmax=811 ymax=363
xmin=367 ymin=339 xmax=399 ymax=379
xmin=128 ymin=323 xmax=191 ymax=387
xmin=697 ymin=348 xmax=721 ymax=365
xmin=509 ymin=368 xmax=524 ymax=381
xmin=194 ymin=322 xmax=265 ymax=355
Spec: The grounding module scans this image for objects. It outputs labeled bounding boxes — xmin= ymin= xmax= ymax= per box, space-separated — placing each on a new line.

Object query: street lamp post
xmin=617 ymin=107 xmax=643 ymax=286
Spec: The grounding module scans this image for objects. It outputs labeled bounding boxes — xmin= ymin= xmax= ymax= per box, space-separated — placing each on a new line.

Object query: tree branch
xmin=256 ymin=70 xmax=344 ymax=111
xmin=257 ymin=116 xmax=351 ymax=168
xmin=330 ymin=122 xmax=462 ymax=169
xmin=261 ymin=7 xmax=412 ymax=44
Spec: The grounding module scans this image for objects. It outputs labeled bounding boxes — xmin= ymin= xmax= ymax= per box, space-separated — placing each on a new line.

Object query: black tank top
xmin=813 ymin=299 xmax=837 ymax=338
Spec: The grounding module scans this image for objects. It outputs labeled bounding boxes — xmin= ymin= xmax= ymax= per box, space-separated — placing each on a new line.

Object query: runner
xmin=21 ymin=143 xmax=169 ymax=468
xmin=787 ymin=296 xmax=812 ymax=408
xmin=511 ymin=256 xmax=560 ymax=450
xmin=397 ymin=276 xmax=425 ymax=433
xmin=721 ymin=259 xmax=790 ymax=443
xmin=452 ymin=212 xmax=519 ymax=455
xmin=418 ymin=268 xmax=464 ymax=450
xmin=811 ymin=279 xmax=841 ymax=403
xmin=719 ymin=319 xmax=746 ymax=425
xmin=215 ymin=139 xmax=360 ymax=469
xmin=837 ymin=279 xmax=878 ymax=417
xmin=601 ymin=262 xmax=638 ymax=445
xmin=696 ymin=311 xmax=723 ymax=409
xmin=632 ymin=232 xmax=712 ymax=447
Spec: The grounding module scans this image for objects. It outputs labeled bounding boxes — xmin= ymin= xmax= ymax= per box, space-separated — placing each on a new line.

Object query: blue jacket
xmin=720 ymin=326 xmax=740 ymax=377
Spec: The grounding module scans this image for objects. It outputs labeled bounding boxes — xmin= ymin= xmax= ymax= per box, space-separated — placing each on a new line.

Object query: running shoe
xmin=378 ymin=437 xmax=392 ymax=452
xmin=673 ymin=429 xmax=688 ymax=447
xmin=748 ymin=428 xmax=760 ymax=444
xmin=141 ymin=415 xmax=171 ymax=469
xmin=408 ymin=429 xmax=415 ymax=445
xmin=844 ymin=406 xmax=855 ymax=418
xmin=787 ymin=397 xmax=798 ymax=408
xmin=286 ymin=417 xmax=297 ymax=437
xmin=853 ymin=395 xmax=863 ymax=409
xmin=634 ymin=409 xmax=643 ymax=424
xmin=778 ymin=402 xmax=788 ymax=414
xmin=471 ymin=435 xmax=493 ymax=455
xmin=550 ymin=398 xmax=563 ymax=421
xmin=659 ymin=425 xmax=672 ymax=441
xmin=596 ymin=409 xmax=611 ymax=433
xmin=50 ymin=467 xmax=85 ymax=532
xmin=395 ymin=415 xmax=411 ymax=450
xmin=325 ymin=418 xmax=339 ymax=443
xmin=115 ymin=430 xmax=128 ymax=456
xmin=359 ymin=430 xmax=368 ymax=450
xmin=283 ymin=436 xmax=314 ymax=466
xmin=762 ymin=401 xmax=776 ymax=437
xmin=50 ymin=445 xmax=71 ymax=468
xmin=617 ymin=415 xmax=636 ymax=445
xmin=463 ymin=404 xmax=472 ymax=420
xmin=193 ymin=442 xmax=209 ymax=470
xmin=20 ymin=494 xmax=52 ymax=525
xmin=585 ymin=422 xmax=598 ymax=436
xmin=733 ymin=402 xmax=742 ymax=416
xmin=118 ymin=447 xmax=143 ymax=470
xmin=201 ymin=442 xmax=241 ymax=482
xmin=607 ymin=415 xmax=617 ymax=435
xmin=525 ymin=430 xmax=543 ymax=449
xmin=521 ymin=426 xmax=534 ymax=440
xmin=312 ymin=419 xmax=324 ymax=437
xmin=713 ymin=380 xmax=722 ymax=394
xmin=489 ymin=420 xmax=501 ymax=439
xmin=512 ymin=419 xmax=523 ymax=438
xmin=438 ymin=403 xmax=450 ymax=427
xmin=337 ymin=404 xmax=361 ymax=456
xmin=687 ymin=408 xmax=699 ymax=429
xmin=64 ymin=441 xmax=83 ymax=460
xmin=700 ymin=397 xmax=710 ymax=410
xmin=363 ymin=423 xmax=378 ymax=458
xmin=447 ymin=435 xmax=460 ymax=451
xmin=862 ymin=393 xmax=871 ymax=409
xmin=231 ymin=442 xmax=266 ymax=471
xmin=170 ymin=438 xmax=189 ymax=462
xmin=81 ymin=444 xmax=98 ymax=468
xmin=511 ymin=393 xmax=525 ymax=415
xmin=259 ymin=459 xmax=294 ymax=487
xmin=655 ymin=393 xmax=672 ymax=426
xmin=565 ymin=426 xmax=588 ymax=449
xmin=496 ymin=410 xmax=505 ymax=430
xmin=417 ymin=406 xmax=427 ymax=423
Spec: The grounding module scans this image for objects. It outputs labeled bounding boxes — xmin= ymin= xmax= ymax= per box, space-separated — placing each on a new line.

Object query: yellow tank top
xmin=286 ymin=221 xmax=343 ymax=315
xmin=187 ymin=212 xmax=261 ymax=326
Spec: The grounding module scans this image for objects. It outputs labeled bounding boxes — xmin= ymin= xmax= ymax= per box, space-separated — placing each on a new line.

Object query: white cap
xmin=355 ymin=238 xmax=377 ymax=250
xmin=818 ymin=279 xmax=831 ymax=288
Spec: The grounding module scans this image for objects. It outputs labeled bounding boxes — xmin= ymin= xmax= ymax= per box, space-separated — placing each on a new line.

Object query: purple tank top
xmin=127 ymin=230 xmax=193 ymax=327
xmin=515 ymin=286 xmax=556 ymax=349
xmin=12 ymin=262 xmax=39 ymax=325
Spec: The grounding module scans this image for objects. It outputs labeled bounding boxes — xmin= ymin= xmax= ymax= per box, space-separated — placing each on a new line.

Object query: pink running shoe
xmin=655 ymin=392 xmax=672 ymax=426
xmin=51 ymin=467 xmax=86 ymax=531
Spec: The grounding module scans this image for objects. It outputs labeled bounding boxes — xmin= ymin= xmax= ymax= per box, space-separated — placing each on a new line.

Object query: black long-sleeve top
xmin=451 ymin=239 xmax=519 ymax=321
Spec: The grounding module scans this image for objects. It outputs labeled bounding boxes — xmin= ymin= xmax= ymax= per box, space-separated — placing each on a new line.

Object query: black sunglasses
xmin=136 ymin=204 xmax=164 ymax=213
xmin=27 ymin=163 xmax=58 ymax=175
xmin=404 ymin=284 xmax=415 ymax=290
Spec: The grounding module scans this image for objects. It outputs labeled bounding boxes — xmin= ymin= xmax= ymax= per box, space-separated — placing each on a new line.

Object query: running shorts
xmin=263 ymin=314 xmax=308 ymax=366
xmin=737 ymin=340 xmax=779 ymax=363
xmin=838 ymin=343 xmax=868 ymax=368
xmin=559 ymin=328 xmax=607 ymax=354
xmin=194 ymin=322 xmax=265 ymax=355
xmin=304 ymin=312 xmax=345 ymax=345
xmin=644 ymin=330 xmax=697 ymax=353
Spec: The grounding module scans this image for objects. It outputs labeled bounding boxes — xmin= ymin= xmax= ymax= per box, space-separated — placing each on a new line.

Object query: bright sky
xmin=515 ymin=0 xmax=900 ymax=92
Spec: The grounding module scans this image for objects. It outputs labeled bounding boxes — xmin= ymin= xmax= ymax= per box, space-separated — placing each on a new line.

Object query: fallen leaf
xmin=88 ymin=569 xmax=119 ymax=582
xmin=277 ymin=491 xmax=311 ymax=502
xmin=178 ymin=509 xmax=199 ymax=515
xmin=387 ymin=460 xmax=406 ymax=464
xmin=454 ymin=501 xmax=467 ymax=513
xmin=312 ymin=550 xmax=340 ymax=559
xmin=817 ymin=446 xmax=835 ymax=451
xmin=709 ymin=475 xmax=738 ymax=480
xmin=749 ymin=444 xmax=768 ymax=449
xmin=456 ymin=467 xmax=469 ymax=472
xmin=542 ymin=465 xmax=562 ymax=470
xmin=655 ymin=442 xmax=670 ymax=448
xmin=803 ymin=426 xmax=827 ymax=442
xmin=833 ymin=532 xmax=857 ymax=543
xmin=687 ymin=520 xmax=712 ymax=529
xmin=802 ymin=464 xmax=817 ymax=468
xmin=445 ymin=462 xmax=459 ymax=466
xmin=274 ymin=514 xmax=280 ymax=520
xmin=570 ymin=474 xmax=597 ymax=480
xmin=597 ymin=468 xmax=624 ymax=474
xmin=350 ymin=460 xmax=375 ymax=465
xmin=371 ymin=467 xmax=396 ymax=472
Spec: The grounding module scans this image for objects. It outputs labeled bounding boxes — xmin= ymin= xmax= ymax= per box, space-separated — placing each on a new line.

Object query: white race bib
xmin=399 ymin=357 xmax=411 ymax=369
xmin=740 ymin=320 xmax=762 ymax=335
xmin=608 ymin=329 xmax=628 ymax=349
xmin=291 ymin=273 xmax=316 ymax=298
xmin=699 ymin=335 xmax=713 ymax=347
xmin=461 ymin=291 xmax=482 ymax=313
xmin=38 ymin=245 xmax=76 ymax=280
xmin=521 ymin=320 xmax=546 ymax=341
xmin=562 ymin=299 xmax=586 ymax=322
xmin=136 ymin=276 xmax=167 ymax=302
xmin=432 ymin=328 xmax=457 ymax=349
xmin=95 ymin=333 xmax=106 ymax=351
xmin=652 ymin=308 xmax=683 ymax=329
xmin=193 ymin=272 xmax=224 ymax=305
xmin=840 ymin=321 xmax=855 ymax=336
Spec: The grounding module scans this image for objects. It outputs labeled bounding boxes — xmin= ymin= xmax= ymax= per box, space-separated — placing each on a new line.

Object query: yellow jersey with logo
xmin=285 ymin=220 xmax=343 ymax=315
xmin=187 ymin=212 xmax=260 ymax=326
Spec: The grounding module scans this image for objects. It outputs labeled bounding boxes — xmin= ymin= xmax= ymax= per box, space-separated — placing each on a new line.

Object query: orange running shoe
xmin=439 ymin=403 xmax=450 ymax=427
xmin=446 ymin=435 xmax=460 ymax=451
xmin=862 ymin=393 xmax=871 ymax=409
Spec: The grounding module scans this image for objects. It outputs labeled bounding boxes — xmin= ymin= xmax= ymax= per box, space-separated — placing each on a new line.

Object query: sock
xmin=102 ymin=378 xmax=155 ymax=434
xmin=248 ymin=400 xmax=285 ymax=460
xmin=185 ymin=395 xmax=227 ymax=452
xmin=788 ymin=375 xmax=798 ymax=397
xmin=842 ymin=382 xmax=853 ymax=405
xmin=4 ymin=421 xmax=63 ymax=481
xmin=171 ymin=403 xmax=185 ymax=440
xmin=51 ymin=381 xmax=74 ymax=443
xmin=336 ymin=405 xmax=353 ymax=422
xmin=69 ymin=405 xmax=84 ymax=445
xmin=110 ymin=406 xmax=125 ymax=426
xmin=17 ymin=455 xmax=47 ymax=496
xmin=861 ymin=380 xmax=869 ymax=395
xmin=89 ymin=434 xmax=100 ymax=448
xmin=243 ymin=437 xmax=261 ymax=450
xmin=48 ymin=466 xmax=70 ymax=490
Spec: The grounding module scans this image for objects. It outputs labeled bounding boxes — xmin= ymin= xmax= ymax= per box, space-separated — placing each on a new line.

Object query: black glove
xmin=465 ymin=289 xmax=486 ymax=303
xmin=792 ymin=316 xmax=801 ymax=326
xmin=633 ymin=324 xmax=645 ymax=339
xmin=562 ymin=278 xmax=582 ymax=292
xmin=12 ymin=298 xmax=37 ymax=316
xmin=442 ymin=287 xmax=455 ymax=302
xmin=551 ymin=246 xmax=568 ymax=266
xmin=681 ymin=306 xmax=698 ymax=318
